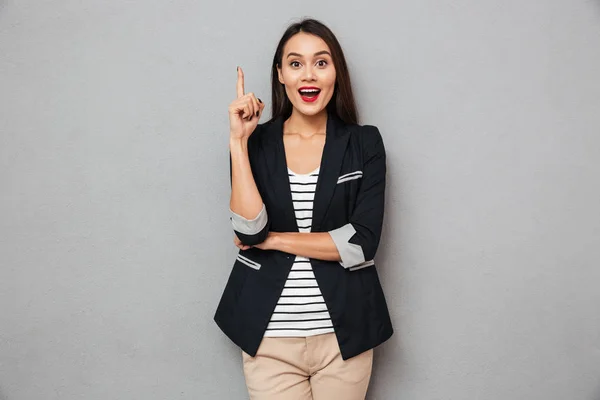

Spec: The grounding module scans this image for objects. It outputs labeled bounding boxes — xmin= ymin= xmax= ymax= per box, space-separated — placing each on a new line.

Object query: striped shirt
xmin=263 ymin=166 xmax=335 ymax=337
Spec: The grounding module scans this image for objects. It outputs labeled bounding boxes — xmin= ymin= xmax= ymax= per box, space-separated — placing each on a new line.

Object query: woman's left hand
xmin=234 ymin=232 xmax=279 ymax=251
xmin=253 ymin=233 xmax=275 ymax=250
xmin=233 ymin=235 xmax=252 ymax=251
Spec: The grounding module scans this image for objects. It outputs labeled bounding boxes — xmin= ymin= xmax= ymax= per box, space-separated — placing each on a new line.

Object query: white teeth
xmin=299 ymin=89 xmax=320 ymax=93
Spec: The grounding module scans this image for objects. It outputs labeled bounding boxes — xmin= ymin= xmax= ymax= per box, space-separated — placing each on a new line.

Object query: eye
xmin=317 ymin=60 xmax=328 ymax=67
xmin=290 ymin=61 xmax=301 ymax=68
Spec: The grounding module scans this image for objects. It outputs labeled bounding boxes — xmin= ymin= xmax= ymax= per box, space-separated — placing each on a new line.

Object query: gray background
xmin=1 ymin=0 xmax=599 ymax=399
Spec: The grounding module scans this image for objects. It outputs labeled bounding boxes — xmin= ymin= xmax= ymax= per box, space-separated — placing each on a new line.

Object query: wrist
xmin=229 ymin=136 xmax=248 ymax=150
xmin=269 ymin=232 xmax=284 ymax=250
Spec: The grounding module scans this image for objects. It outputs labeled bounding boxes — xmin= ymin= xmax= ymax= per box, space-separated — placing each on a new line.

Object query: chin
xmin=296 ymin=106 xmax=325 ymax=116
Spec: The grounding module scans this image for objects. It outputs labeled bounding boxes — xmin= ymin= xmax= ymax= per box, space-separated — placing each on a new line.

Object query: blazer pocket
xmin=337 ymin=170 xmax=363 ymax=184
xmin=348 ymin=259 xmax=375 ymax=271
xmin=236 ymin=254 xmax=261 ymax=270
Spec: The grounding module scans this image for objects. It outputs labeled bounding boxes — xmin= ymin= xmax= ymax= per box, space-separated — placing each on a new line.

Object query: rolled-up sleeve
xmin=329 ymin=126 xmax=386 ymax=270
xmin=230 ymin=203 xmax=269 ymax=245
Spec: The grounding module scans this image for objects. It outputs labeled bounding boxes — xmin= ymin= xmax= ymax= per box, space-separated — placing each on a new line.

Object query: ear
xmin=277 ymin=63 xmax=284 ymax=85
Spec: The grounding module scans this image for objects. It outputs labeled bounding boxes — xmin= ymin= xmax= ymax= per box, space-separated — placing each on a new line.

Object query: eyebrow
xmin=286 ymin=50 xmax=331 ymax=59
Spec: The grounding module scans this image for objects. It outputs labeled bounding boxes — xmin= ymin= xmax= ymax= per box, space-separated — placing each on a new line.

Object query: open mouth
xmin=298 ymin=88 xmax=321 ymax=103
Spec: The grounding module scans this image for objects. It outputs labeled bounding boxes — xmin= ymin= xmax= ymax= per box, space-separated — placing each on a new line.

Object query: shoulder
xmin=345 ymin=122 xmax=385 ymax=155
xmin=353 ymin=123 xmax=382 ymax=140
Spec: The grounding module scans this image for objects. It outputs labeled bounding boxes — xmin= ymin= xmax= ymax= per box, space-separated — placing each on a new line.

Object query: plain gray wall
xmin=1 ymin=0 xmax=599 ymax=399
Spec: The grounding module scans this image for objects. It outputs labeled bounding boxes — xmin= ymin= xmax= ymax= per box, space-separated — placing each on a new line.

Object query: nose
xmin=302 ymin=65 xmax=316 ymax=81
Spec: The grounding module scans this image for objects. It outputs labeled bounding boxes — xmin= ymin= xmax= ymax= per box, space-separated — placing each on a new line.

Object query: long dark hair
xmin=267 ymin=18 xmax=359 ymax=125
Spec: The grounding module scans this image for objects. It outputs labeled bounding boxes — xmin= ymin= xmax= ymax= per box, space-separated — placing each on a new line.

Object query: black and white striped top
xmin=263 ymin=166 xmax=335 ymax=337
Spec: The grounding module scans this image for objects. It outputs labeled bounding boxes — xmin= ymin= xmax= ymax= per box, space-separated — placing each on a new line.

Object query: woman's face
xmin=277 ymin=32 xmax=337 ymax=117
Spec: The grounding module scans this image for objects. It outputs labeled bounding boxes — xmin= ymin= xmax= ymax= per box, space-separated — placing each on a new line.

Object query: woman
xmin=214 ymin=18 xmax=393 ymax=400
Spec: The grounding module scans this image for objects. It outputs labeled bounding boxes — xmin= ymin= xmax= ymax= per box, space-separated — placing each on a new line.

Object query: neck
xmin=284 ymin=109 xmax=328 ymax=137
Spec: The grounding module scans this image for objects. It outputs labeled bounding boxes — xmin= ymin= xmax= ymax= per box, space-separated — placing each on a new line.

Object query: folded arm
xmin=264 ymin=232 xmax=341 ymax=261
xmin=257 ymin=126 xmax=386 ymax=271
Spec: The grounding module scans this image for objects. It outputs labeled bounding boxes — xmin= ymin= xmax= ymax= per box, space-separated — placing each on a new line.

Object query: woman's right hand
xmin=229 ymin=66 xmax=265 ymax=140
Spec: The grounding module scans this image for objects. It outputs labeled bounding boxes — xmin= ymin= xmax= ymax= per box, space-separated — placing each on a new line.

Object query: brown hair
xmin=267 ymin=18 xmax=359 ymax=125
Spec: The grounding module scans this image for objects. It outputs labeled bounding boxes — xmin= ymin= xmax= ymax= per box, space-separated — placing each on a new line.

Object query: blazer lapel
xmin=266 ymin=112 xmax=350 ymax=233
xmin=268 ymin=116 xmax=300 ymax=232
xmin=312 ymin=113 xmax=350 ymax=232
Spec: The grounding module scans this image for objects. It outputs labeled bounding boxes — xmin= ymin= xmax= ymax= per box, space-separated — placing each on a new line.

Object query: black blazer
xmin=214 ymin=111 xmax=393 ymax=360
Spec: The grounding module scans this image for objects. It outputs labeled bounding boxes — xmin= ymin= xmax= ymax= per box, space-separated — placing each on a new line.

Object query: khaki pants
xmin=242 ymin=332 xmax=373 ymax=400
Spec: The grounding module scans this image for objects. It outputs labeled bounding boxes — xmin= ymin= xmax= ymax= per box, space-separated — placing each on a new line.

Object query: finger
xmin=235 ymin=240 xmax=250 ymax=250
xmin=234 ymin=102 xmax=248 ymax=119
xmin=245 ymin=94 xmax=257 ymax=120
xmin=248 ymin=93 xmax=260 ymax=119
xmin=236 ymin=66 xmax=245 ymax=99
xmin=229 ymin=99 xmax=249 ymax=119
xmin=241 ymin=104 xmax=251 ymax=120
xmin=245 ymin=100 xmax=255 ymax=121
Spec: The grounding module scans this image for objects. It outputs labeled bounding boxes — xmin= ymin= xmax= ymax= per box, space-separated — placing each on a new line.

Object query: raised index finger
xmin=236 ymin=66 xmax=245 ymax=98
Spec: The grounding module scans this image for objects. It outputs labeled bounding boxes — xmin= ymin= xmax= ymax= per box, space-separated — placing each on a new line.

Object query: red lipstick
xmin=298 ymin=86 xmax=321 ymax=103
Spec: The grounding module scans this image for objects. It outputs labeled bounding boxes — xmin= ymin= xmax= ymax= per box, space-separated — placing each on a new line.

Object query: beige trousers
xmin=241 ymin=332 xmax=373 ymax=400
